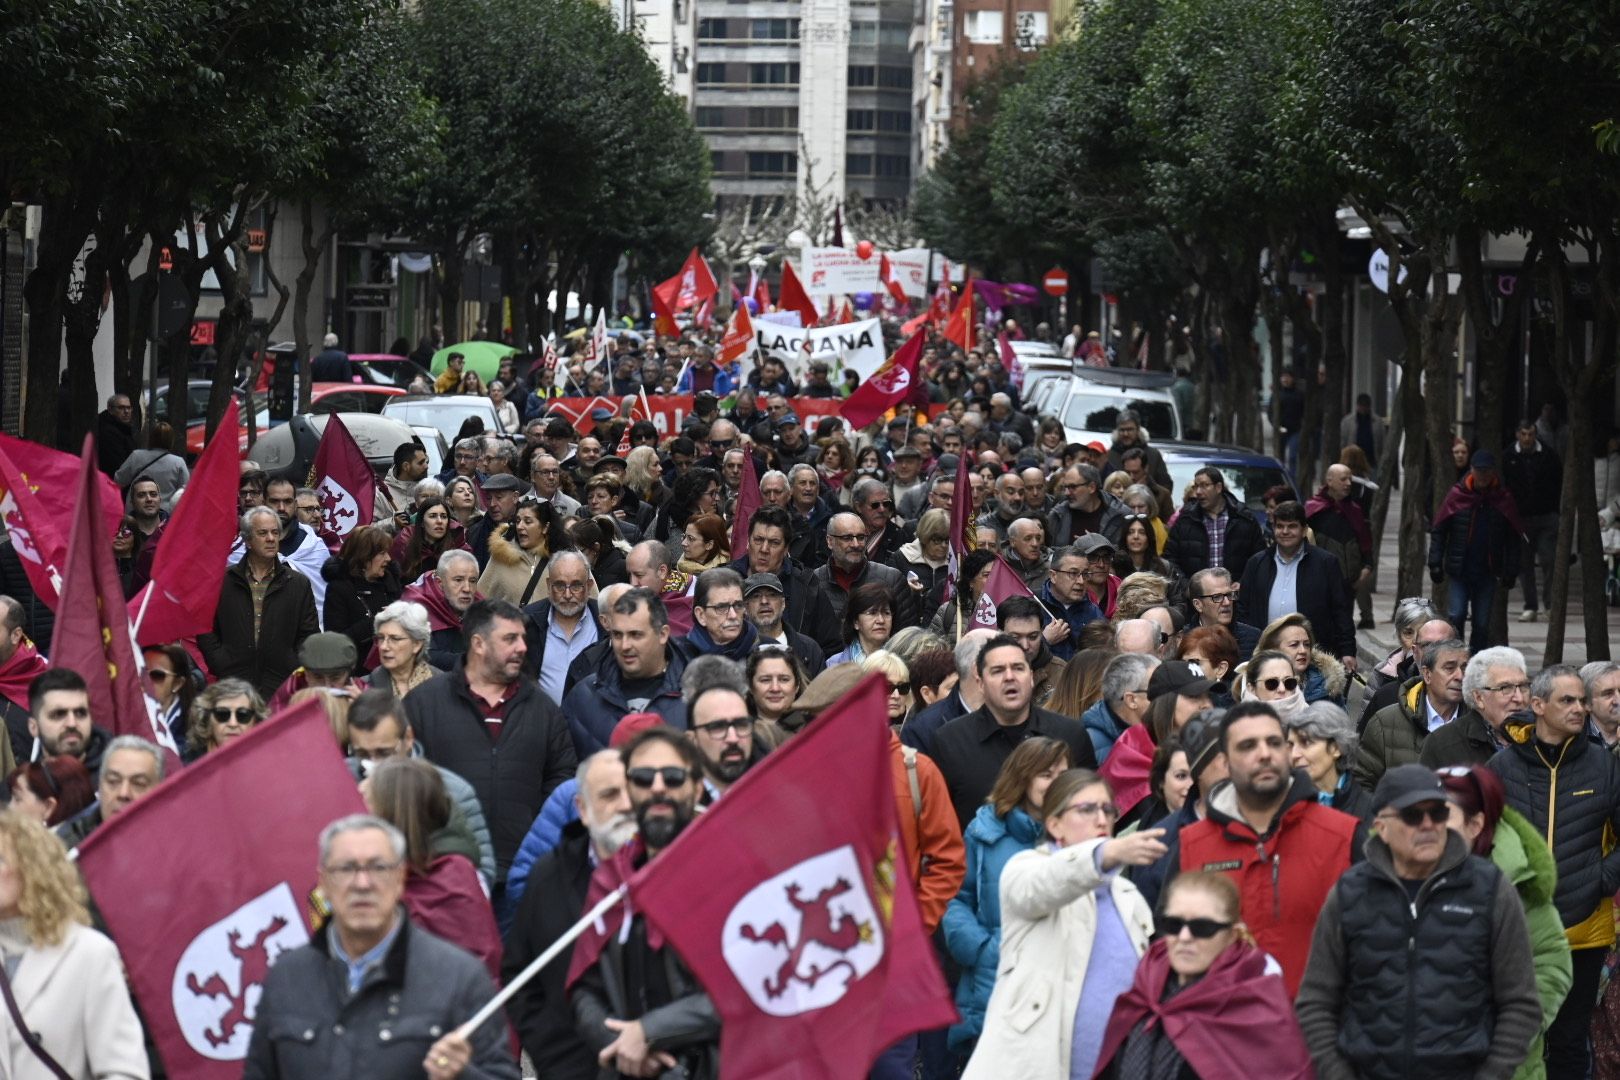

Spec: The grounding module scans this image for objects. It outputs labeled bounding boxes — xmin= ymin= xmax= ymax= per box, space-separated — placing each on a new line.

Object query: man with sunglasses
xmin=853 ymin=478 xmax=914 ymax=564
xmin=1356 ymin=638 xmax=1472 ymax=791
xmin=1489 ymin=664 xmax=1620 ymax=1075
xmin=1173 ymin=701 xmax=1361 ymax=996
xmin=1297 ymin=764 xmax=1541 ymax=1080
xmin=1185 ymin=568 xmax=1260 ymax=662
xmin=574 ymin=728 xmax=719 ymax=1079
xmin=563 ymin=588 xmax=689 ymax=755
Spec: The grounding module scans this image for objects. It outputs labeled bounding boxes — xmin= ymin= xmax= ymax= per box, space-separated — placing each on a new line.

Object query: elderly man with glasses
xmin=1186 ymin=568 xmax=1260 ymax=661
xmin=812 ymin=512 xmax=916 ymax=633
xmin=1420 ymin=646 xmax=1529 ymax=769
xmin=852 ymin=477 xmax=914 ymax=564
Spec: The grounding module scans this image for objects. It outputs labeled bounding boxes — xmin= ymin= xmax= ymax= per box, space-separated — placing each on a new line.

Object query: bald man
xmin=1306 ymin=463 xmax=1373 ymax=608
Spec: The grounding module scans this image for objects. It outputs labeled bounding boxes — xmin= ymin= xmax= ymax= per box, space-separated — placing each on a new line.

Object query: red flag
xmin=842 ymin=331 xmax=925 ymax=431
xmin=0 ymin=639 xmax=47 ymax=715
xmin=943 ymin=448 xmax=976 ymax=602
xmin=879 ymin=255 xmax=907 ymax=305
xmin=50 ymin=436 xmax=155 ymax=743
xmin=943 ymin=278 xmax=976 ymax=352
xmin=997 ymin=331 xmax=1018 ymax=374
xmin=753 ymin=273 xmax=772 ymax=313
xmin=694 ymin=296 xmax=715 ymax=331
xmin=650 ymin=283 xmax=680 ymax=337
xmin=76 ymin=699 xmax=367 ymax=1080
xmin=628 ymin=674 xmax=955 ymax=1079
xmin=971 ymin=555 xmax=1036 ymax=629
xmin=730 ymin=445 xmax=761 ymax=558
xmin=664 ymin=593 xmax=694 ymax=635
xmin=670 ymin=247 xmax=718 ymax=310
xmin=778 ymin=261 xmax=820 ymax=329
xmin=837 ymin=298 xmax=856 ymax=325
xmin=129 ymin=399 xmax=242 ymax=645
xmin=309 ymin=414 xmax=375 ymax=539
xmin=0 ymin=435 xmax=124 ymax=608
xmin=719 ymin=302 xmax=756 ymax=366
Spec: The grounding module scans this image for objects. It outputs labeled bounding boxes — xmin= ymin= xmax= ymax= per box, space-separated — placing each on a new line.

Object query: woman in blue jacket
xmin=941 ymin=736 xmax=1071 ymax=1054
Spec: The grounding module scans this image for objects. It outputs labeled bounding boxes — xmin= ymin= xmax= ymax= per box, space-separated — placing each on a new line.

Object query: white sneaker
xmin=1518 ymin=609 xmax=1538 ymax=623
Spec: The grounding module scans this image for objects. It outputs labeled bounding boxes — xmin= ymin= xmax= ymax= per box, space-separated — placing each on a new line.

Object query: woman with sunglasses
xmin=186 ymin=679 xmax=265 ymax=758
xmin=1284 ymin=701 xmax=1374 ymax=823
xmin=5 ymin=757 xmax=94 ymax=828
xmin=389 ymin=497 xmax=469 ymax=583
xmin=1095 ymin=871 xmax=1313 ymax=1079
xmin=1256 ymin=612 xmax=1347 ymax=707
xmin=860 ymin=650 xmax=913 ymax=726
xmin=142 ymin=642 xmax=196 ymax=749
xmin=963 ymin=770 xmax=1163 ymax=1080
xmin=1238 ymin=650 xmax=1309 ymax=721
xmin=943 ymin=737 xmax=1070 ymax=1060
xmin=1439 ymin=764 xmax=1570 ymax=1080
xmin=829 ymin=584 xmax=896 ymax=668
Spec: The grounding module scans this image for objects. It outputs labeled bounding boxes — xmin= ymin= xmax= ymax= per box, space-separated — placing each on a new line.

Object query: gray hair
xmin=240 ymin=505 xmax=280 ymax=537
xmin=788 ymin=463 xmax=819 ymax=485
xmin=436 ymin=548 xmax=478 ymax=576
xmin=929 ymin=472 xmax=957 ymax=496
xmin=374 ymin=600 xmax=432 ymax=644
xmin=100 ymin=735 xmax=166 ymax=784
xmin=1189 ymin=567 xmax=1232 ymax=599
xmin=1075 ymin=463 xmax=1102 ymax=488
xmin=1531 ymin=664 xmax=1586 ymax=703
xmin=318 ymin=813 xmax=406 ymax=868
xmin=1285 ymin=701 xmax=1358 ymax=768
xmin=454 ymin=436 xmax=482 ymax=455
xmin=548 ymin=550 xmax=590 ymax=577
xmin=1419 ymin=638 xmax=1469 ymax=671
xmin=412 ymin=477 xmax=445 ymax=501
xmin=1581 ymin=661 xmax=1620 ymax=699
xmin=999 ymin=433 xmax=1023 ymax=455
xmin=295 ymin=486 xmax=318 ymax=501
xmin=575 ymin=748 xmax=621 ymax=788
xmin=484 ymin=438 xmax=516 ymax=466
xmin=1008 ymin=517 xmax=1044 ymax=544
xmin=852 ymin=477 xmax=888 ymax=507
xmin=1393 ymin=596 xmax=1442 ymax=641
xmin=1103 ymin=652 xmax=1160 ymax=708
xmin=1464 ymin=647 xmax=1527 ymax=704
xmin=954 ymin=628 xmax=999 ymax=681
xmin=681 ymin=654 xmax=748 ymax=703
xmin=1122 ymin=483 xmax=1155 ymax=507
xmin=759 ymin=469 xmax=788 ymax=490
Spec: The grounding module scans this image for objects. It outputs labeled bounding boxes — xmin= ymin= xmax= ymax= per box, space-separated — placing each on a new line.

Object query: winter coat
xmin=405 ymin=662 xmax=577 ymax=879
xmin=1236 ymin=542 xmax=1356 ymax=659
xmin=1491 ymin=806 xmax=1573 ymax=1080
xmin=889 ymin=733 xmax=965 ymax=935
xmin=402 ymin=853 xmax=502 ymax=983
xmin=812 ymin=559 xmax=917 ymax=636
xmin=1175 ymin=771 xmax=1360 ymax=997
xmin=961 ymin=839 xmax=1154 ymax=1080
xmin=1418 ymin=708 xmax=1502 ymax=770
xmin=1162 ymin=498 xmax=1266 ymax=582
xmin=1489 ymin=717 xmax=1620 ymax=950
xmin=1502 ymin=439 xmax=1563 ymax=519
xmin=502 ymin=780 xmax=579 ymax=915
xmin=1080 ymin=698 xmax=1129 ymax=766
xmin=197 ymin=557 xmax=320 ymax=698
xmin=889 ymin=538 xmax=950 ymax=613
xmin=1357 ymin=677 xmax=1480 ymax=792
xmin=725 ymin=555 xmax=841 ymax=655
xmin=1428 ymin=476 xmax=1524 ymax=583
xmin=1047 ymin=496 xmax=1127 ymax=550
xmin=95 ymin=411 xmax=136 ymax=477
xmin=561 ymin=646 xmax=689 ymax=756
xmin=930 ymin=705 xmax=1098 ymax=828
xmin=0 ymin=920 xmax=148 ymax=1080
xmin=477 ymin=526 xmax=550 ymax=605
xmin=243 ymin=912 xmax=518 ymax=1080
xmin=1301 ymin=650 xmax=1349 ymax=706
xmin=504 ymin=823 xmax=598 ymax=1080
xmin=1295 ymin=832 xmax=1542 ymax=1080
xmin=942 ymin=804 xmax=1044 ymax=1050
xmin=321 ymin=559 xmax=403 ymax=669
xmin=1102 ymin=441 xmax=1173 ymax=492
xmin=1038 ymin=580 xmax=1107 ymax=662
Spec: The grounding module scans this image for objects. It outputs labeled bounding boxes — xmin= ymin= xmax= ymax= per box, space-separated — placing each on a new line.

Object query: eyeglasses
xmin=1050 ymin=566 xmax=1087 ymax=579
xmin=693 ymin=719 xmax=752 ymax=738
xmin=209 ymin=707 xmax=259 ymax=725
xmin=887 ymin=681 xmax=912 ymax=696
xmin=1196 ymin=591 xmax=1237 ymax=604
xmin=323 ymin=860 xmax=403 ymax=883
xmin=1158 ymin=915 xmax=1234 ymax=939
xmin=1057 ymin=800 xmax=1119 ymax=821
xmin=865 ymin=500 xmax=895 ymax=511
xmin=1258 ymin=676 xmax=1300 ymax=693
xmin=1484 ymin=681 xmax=1530 ymax=695
xmin=702 ymin=601 xmax=745 ymax=614
xmin=551 ymin=581 xmax=589 ymax=594
xmin=709 ymin=439 xmax=736 ymax=450
xmin=1386 ymin=803 xmax=1450 ymax=827
xmin=627 ymin=765 xmax=692 ymax=789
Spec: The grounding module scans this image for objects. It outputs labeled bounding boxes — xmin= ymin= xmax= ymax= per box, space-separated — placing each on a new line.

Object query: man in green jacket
xmin=1356 ymin=638 xmax=1471 ymax=790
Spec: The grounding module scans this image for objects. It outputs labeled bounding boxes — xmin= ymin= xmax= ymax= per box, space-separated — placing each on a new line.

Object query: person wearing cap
xmin=465 ymin=472 xmax=527 ymax=570
xmin=1489 ymin=664 xmax=1620 ymax=1074
xmin=1076 ymin=533 xmax=1122 ymax=617
xmin=1430 ymin=449 xmax=1525 ymax=652
xmin=265 ymin=632 xmax=367 ymax=713
xmin=742 ymin=571 xmax=825 ymax=677
xmin=1048 ymin=464 xmax=1125 ymax=549
xmin=888 ymin=444 xmax=927 ymax=514
xmin=728 ymin=505 xmax=841 ymax=654
xmin=1296 ymin=764 xmax=1542 ymax=1080
xmin=1171 ymin=701 xmax=1361 ymax=996
xmin=1163 ymin=465 xmax=1266 ymax=583
xmin=1127 ymin=708 xmax=1229 ymax=909
xmin=773 ymin=416 xmax=816 ymax=469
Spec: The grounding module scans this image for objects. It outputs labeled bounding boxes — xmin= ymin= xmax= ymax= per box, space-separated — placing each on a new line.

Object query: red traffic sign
xmin=1043 ymin=267 xmax=1069 ymax=297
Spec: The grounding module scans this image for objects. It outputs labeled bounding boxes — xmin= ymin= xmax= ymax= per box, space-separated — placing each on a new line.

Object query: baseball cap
xmin=1179 ymin=711 xmax=1224 ymax=779
xmin=481 ymin=473 xmax=527 ymax=492
xmin=1371 ymin=763 xmax=1448 ymax=815
xmin=1085 ymin=440 xmax=1108 ymax=454
xmin=1147 ymin=659 xmax=1217 ymax=702
xmin=743 ymin=572 xmax=785 ymax=598
xmin=1470 ymin=449 xmax=1497 ymax=470
xmin=299 ymin=632 xmax=357 ymax=675
xmin=609 ymin=712 xmax=667 ymax=748
xmin=589 ymin=407 xmax=613 ymax=422
xmin=594 ymin=456 xmax=627 ymax=473
xmin=1076 ymin=532 xmax=1114 ymax=556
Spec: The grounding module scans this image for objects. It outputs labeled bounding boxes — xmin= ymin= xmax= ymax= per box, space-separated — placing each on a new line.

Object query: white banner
xmin=759 ymin=318 xmax=886 ymax=380
xmin=889 ymin=248 xmax=932 ymax=299
xmin=929 ymin=252 xmax=966 ymax=285
xmin=803 ymin=247 xmax=881 ymax=296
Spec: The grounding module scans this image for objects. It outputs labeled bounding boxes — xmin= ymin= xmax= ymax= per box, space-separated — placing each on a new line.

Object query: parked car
xmin=151 ymin=382 xmax=272 ymax=456
xmin=1155 ymin=441 xmax=1297 ymax=527
xmin=382 ymin=394 xmax=511 ymax=445
xmin=249 ymin=413 xmax=440 ymax=482
xmin=1044 ymin=368 xmax=1183 ymax=444
xmin=1019 ymin=357 xmax=1073 ymax=413
xmin=348 ymin=353 xmax=435 ymax=389
xmin=309 ymin=382 xmax=407 ymax=415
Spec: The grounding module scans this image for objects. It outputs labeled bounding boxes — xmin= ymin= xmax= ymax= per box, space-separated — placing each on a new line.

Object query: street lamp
xmin=748 ymin=253 xmax=768 ymax=278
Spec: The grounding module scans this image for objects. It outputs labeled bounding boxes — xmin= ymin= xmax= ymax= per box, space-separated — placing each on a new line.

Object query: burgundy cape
xmin=1304 ymin=489 xmax=1372 ymax=554
xmin=403 ymin=853 xmax=503 ymax=982
xmin=0 ymin=639 xmax=47 ymax=713
xmin=1092 ymin=939 xmax=1313 ymax=1080
xmin=1432 ymin=474 xmax=1525 ymax=537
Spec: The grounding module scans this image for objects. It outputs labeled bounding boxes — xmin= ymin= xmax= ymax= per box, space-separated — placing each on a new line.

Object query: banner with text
xmin=545 ymin=393 xmax=947 ymax=439
xmin=758 ymin=317 xmax=886 ymax=380
xmin=889 ymin=247 xmax=933 ymax=299
xmin=803 ymin=246 xmax=882 ymax=296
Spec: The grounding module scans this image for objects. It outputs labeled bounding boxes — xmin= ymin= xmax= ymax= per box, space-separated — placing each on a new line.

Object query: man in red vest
xmin=1173 ymin=701 xmax=1363 ymax=995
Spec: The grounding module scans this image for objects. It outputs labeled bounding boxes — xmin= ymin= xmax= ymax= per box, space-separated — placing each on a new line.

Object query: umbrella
xmin=430 ymin=341 xmax=517 ymax=381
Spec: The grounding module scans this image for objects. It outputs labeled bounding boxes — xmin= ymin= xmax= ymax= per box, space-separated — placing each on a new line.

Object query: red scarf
xmin=0 ymin=640 xmax=48 ymax=713
xmin=401 ymin=571 xmax=480 ymax=633
xmin=1304 ymin=488 xmax=1373 ymax=553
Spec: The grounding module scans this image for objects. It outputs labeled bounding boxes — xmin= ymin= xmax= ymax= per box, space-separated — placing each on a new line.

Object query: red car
xmin=181 ymin=383 xmax=406 ymax=456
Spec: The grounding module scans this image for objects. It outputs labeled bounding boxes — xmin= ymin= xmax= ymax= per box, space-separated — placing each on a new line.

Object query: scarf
xmin=565 ymin=838 xmax=658 ymax=988
xmin=0 ymin=640 xmax=47 ymax=713
xmin=401 ymin=571 xmax=480 ymax=633
xmin=1433 ymin=473 xmax=1525 ymax=536
xmin=1304 ymin=489 xmax=1372 ymax=552
xmin=684 ymin=619 xmax=758 ymax=662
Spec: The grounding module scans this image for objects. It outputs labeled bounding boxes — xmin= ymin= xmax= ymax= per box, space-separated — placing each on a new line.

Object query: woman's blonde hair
xmin=624 ymin=446 xmax=661 ymax=497
xmin=1113 ymin=571 xmax=1169 ymax=622
xmin=915 ymin=507 xmax=951 ymax=546
xmin=1256 ymin=612 xmax=1316 ymax=655
xmin=861 ymin=650 xmax=912 ymax=713
xmin=1103 ymin=470 xmax=1132 ymax=498
xmin=0 ymin=810 xmax=88 ymax=946
xmin=289 ymin=687 xmax=352 ymax=750
xmin=366 ymin=758 xmax=451 ymax=875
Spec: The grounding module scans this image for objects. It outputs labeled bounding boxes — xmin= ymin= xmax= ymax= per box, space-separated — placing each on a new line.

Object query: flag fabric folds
xmin=943 ymin=277 xmax=976 ymax=352
xmin=0 ymin=434 xmax=123 ymax=608
xmin=841 ymin=331 xmax=925 ymax=431
xmin=729 ymin=447 xmax=761 ymax=559
xmin=971 ymin=555 xmax=1037 ymax=629
xmin=778 ymin=261 xmax=820 ymax=329
xmin=718 ymin=301 xmax=755 ymax=366
xmin=309 ymin=414 xmax=375 ymax=540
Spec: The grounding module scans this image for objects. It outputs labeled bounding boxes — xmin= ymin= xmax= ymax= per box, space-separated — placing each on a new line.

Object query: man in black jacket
xmin=812 ymin=513 xmax=916 ymax=641
xmin=730 ymin=506 xmax=841 ymax=653
xmin=1163 ymin=466 xmax=1265 ymax=581
xmin=1489 ymin=665 xmax=1620 ymax=1076
xmin=1236 ymin=500 xmax=1356 ymax=667
xmin=1501 ymin=420 xmax=1562 ymax=623
xmin=95 ymin=394 xmax=137 ymax=476
xmin=929 ymin=635 xmax=1097 ymax=828
xmin=505 ymin=749 xmax=634 ymax=1080
xmin=406 ymin=599 xmax=576 ymax=890
xmin=199 ymin=507 xmax=320 ymax=697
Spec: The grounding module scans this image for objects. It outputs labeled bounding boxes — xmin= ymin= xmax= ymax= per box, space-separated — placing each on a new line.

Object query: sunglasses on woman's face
xmin=146 ymin=668 xmax=175 ymax=684
xmin=210 ymin=707 xmax=258 ymax=725
xmin=1259 ymin=676 xmax=1299 ymax=693
xmin=1158 ymin=915 xmax=1233 ymax=939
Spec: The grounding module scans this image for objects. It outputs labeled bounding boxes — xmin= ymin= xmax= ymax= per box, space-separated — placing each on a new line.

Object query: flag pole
xmin=131 ymin=584 xmax=156 ymax=639
xmin=455 ymin=882 xmax=629 ymax=1041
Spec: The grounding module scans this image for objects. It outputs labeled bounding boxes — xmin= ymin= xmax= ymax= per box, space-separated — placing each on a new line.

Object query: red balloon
xmin=855 ymin=240 xmax=874 ymax=260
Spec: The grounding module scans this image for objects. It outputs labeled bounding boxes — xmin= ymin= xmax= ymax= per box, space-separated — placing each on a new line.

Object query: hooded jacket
xmin=1491 ymin=806 xmax=1573 ymax=1080
xmin=477 ymin=525 xmax=550 ymax=606
xmin=1302 ymin=649 xmax=1350 ymax=706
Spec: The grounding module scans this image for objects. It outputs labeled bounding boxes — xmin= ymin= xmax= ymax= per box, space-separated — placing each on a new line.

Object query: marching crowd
xmin=0 ymin=322 xmax=1615 ymax=1080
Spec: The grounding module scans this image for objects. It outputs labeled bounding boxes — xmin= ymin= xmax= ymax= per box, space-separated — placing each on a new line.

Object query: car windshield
xmin=1023 ymin=371 xmax=1068 ymax=413
xmin=1063 ymin=391 xmax=1180 ymax=440
xmin=383 ymin=399 xmax=500 ymax=440
xmin=155 ymin=385 xmax=267 ymax=425
xmin=1161 ymin=458 xmax=1293 ymax=517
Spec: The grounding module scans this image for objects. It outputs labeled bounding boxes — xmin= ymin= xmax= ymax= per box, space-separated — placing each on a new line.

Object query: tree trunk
xmin=22 ymin=195 xmax=93 ymax=446
xmin=61 ymin=224 xmax=110 ymax=452
xmin=294 ymin=199 xmax=333 ymax=415
xmin=209 ymin=217 xmax=256 ymax=439
xmin=437 ymin=228 xmax=466 ymax=343
xmin=1219 ymin=291 xmax=1260 ymax=450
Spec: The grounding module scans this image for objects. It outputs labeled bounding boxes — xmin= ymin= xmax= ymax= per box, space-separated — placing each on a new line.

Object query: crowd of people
xmin=2 ymin=323 xmax=1616 ymax=1079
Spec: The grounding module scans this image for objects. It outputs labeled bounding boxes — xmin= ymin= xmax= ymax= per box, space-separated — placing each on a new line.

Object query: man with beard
xmin=1169 ymin=701 xmax=1362 ymax=996
xmin=0 ymin=595 xmax=48 ymax=763
xmin=1047 ymin=464 xmax=1125 ymax=548
xmin=728 ymin=506 xmax=840 ymax=653
xmin=505 ymin=750 xmax=635 ymax=1080
xmin=743 ymin=572 xmax=825 ymax=676
xmin=520 ymin=551 xmax=601 ymax=707
xmin=813 ymin=512 xmax=915 ymax=637
xmin=114 ymin=477 xmax=167 ymax=595
xmin=573 ymin=728 xmax=719 ymax=1079
xmin=684 ymin=674 xmax=764 ymax=803
xmin=26 ymin=668 xmax=105 ymax=776
xmin=564 ymin=588 xmax=688 ymax=754
xmin=976 ymin=471 xmax=1027 ymax=544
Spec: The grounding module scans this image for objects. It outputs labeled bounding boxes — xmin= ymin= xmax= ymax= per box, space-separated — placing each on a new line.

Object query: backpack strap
xmin=902 ymin=745 xmax=922 ymax=819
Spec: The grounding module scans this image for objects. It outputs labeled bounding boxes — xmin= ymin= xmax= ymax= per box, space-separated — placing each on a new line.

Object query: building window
xmin=747 ymin=151 xmax=797 ymax=177
xmin=697 ymin=17 xmax=728 ymax=38
xmin=750 ymin=17 xmax=798 ymax=38
xmin=964 ymin=10 xmax=1002 ymax=43
xmin=848 ymin=109 xmax=876 ymax=131
xmin=696 ymin=62 xmax=728 ymax=85
xmin=847 ymin=65 xmax=876 ymax=87
xmin=847 ymin=154 xmax=874 ymax=176
xmin=875 ymin=154 xmax=911 ymax=178
xmin=696 ymin=107 xmax=727 ymax=128
xmin=1014 ymin=10 xmax=1048 ymax=49
xmin=878 ymin=109 xmax=911 ymax=132
xmin=747 ymin=106 xmax=799 ymax=129
xmin=877 ymin=65 xmax=912 ymax=89
xmin=750 ymin=62 xmax=799 ymax=85
xmin=849 ymin=22 xmax=876 ymax=45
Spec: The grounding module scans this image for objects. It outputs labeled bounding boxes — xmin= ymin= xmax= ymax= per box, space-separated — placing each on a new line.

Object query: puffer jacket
xmin=1163 ymin=497 xmax=1266 ymax=581
xmin=1303 ymin=650 xmax=1349 ymax=706
xmin=1488 ymin=715 xmax=1620 ymax=950
xmin=941 ymin=804 xmax=1044 ymax=1051
xmin=561 ymin=644 xmax=690 ymax=756
xmin=1491 ymin=806 xmax=1573 ymax=1080
xmin=1356 ymin=677 xmax=1480 ymax=792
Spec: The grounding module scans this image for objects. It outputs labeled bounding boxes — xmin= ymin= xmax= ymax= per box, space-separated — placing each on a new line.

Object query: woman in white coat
xmin=0 ymin=810 xmax=148 ymax=1079
xmin=963 ymin=770 xmax=1165 ymax=1080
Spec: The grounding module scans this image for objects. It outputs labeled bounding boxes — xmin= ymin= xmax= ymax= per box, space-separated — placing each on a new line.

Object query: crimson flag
xmin=629 ymin=673 xmax=955 ymax=1079
xmin=309 ymin=414 xmax=375 ymax=539
xmin=778 ymin=261 xmax=820 ymax=329
xmin=650 ymin=283 xmax=680 ymax=337
xmin=997 ymin=331 xmax=1018 ymax=375
xmin=971 ymin=555 xmax=1036 ymax=629
xmin=130 ymin=399 xmax=242 ymax=646
xmin=694 ymin=296 xmax=715 ymax=331
xmin=943 ymin=448 xmax=975 ymax=602
xmin=943 ymin=277 xmax=976 ymax=352
xmin=665 ymin=593 xmax=695 ymax=635
xmin=730 ymin=444 xmax=761 ymax=558
xmin=50 ymin=436 xmax=157 ymax=744
xmin=667 ymin=247 xmax=718 ymax=310
xmin=754 ymin=273 xmax=772 ymax=313
xmin=842 ymin=331 xmax=925 ymax=431
xmin=77 ymin=699 xmax=367 ymax=1080
xmin=718 ymin=301 xmax=756 ymax=366
xmin=879 ymin=254 xmax=908 ymax=306
xmin=0 ymin=435 xmax=123 ymax=608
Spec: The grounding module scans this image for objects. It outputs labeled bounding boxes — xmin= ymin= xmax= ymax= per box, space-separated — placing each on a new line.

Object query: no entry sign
xmin=1043 ymin=267 xmax=1069 ymax=296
